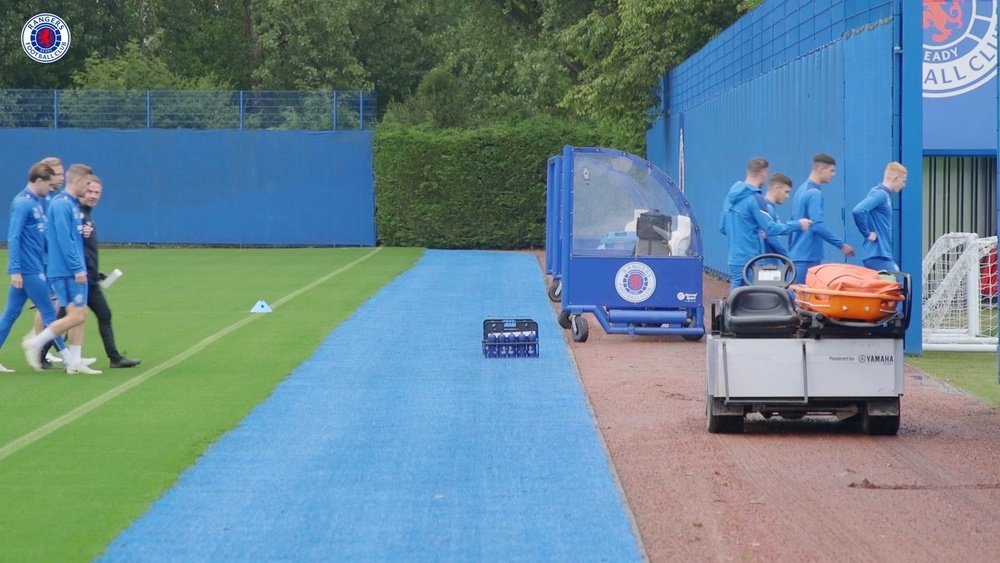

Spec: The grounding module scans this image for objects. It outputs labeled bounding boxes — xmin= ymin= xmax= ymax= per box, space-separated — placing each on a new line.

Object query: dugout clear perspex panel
xmin=569 ymin=149 xmax=701 ymax=259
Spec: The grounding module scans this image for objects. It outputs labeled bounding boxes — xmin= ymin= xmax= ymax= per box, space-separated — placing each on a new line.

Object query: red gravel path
xmin=539 ymin=255 xmax=1000 ymax=562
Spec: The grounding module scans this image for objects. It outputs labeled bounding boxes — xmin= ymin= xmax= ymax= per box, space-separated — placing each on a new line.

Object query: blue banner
xmin=923 ymin=0 xmax=998 ymax=153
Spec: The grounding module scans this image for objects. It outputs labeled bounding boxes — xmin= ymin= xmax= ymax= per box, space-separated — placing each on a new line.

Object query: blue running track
xmin=100 ymin=250 xmax=643 ymax=561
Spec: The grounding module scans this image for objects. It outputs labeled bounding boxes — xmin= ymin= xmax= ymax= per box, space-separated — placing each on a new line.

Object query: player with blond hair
xmin=852 ymin=162 xmax=908 ymax=271
xmin=23 ymin=163 xmax=102 ymax=374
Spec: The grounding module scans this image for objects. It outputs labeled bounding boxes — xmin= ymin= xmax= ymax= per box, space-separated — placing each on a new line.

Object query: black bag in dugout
xmin=636 ymin=210 xmax=671 ymax=240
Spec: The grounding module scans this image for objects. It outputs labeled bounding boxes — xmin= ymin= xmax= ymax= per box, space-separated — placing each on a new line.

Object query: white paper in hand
xmin=100 ymin=268 xmax=123 ymax=289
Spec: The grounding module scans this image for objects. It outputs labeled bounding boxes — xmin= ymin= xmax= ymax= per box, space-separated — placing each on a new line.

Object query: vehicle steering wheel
xmin=742 ymin=253 xmax=796 ymax=289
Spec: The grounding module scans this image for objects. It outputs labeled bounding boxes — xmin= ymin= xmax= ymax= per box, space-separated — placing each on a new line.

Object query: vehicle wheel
xmin=547 ymin=280 xmax=561 ymax=302
xmin=558 ymin=309 xmax=572 ymax=329
xmin=707 ymin=413 xmax=744 ymax=433
xmin=862 ymin=400 xmax=900 ymax=435
xmin=863 ymin=413 xmax=900 ymax=435
xmin=571 ymin=315 xmax=590 ymax=342
xmin=682 ymin=332 xmax=704 ymax=342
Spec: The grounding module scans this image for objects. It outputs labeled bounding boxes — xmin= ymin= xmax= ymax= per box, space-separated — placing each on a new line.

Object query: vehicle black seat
xmin=723 ymin=286 xmax=799 ymax=337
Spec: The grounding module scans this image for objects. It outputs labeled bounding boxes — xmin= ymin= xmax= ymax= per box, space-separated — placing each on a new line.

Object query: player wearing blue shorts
xmin=0 ymin=162 xmax=68 ymax=372
xmin=852 ymin=162 xmax=908 ymax=272
xmin=22 ymin=163 xmax=102 ymax=374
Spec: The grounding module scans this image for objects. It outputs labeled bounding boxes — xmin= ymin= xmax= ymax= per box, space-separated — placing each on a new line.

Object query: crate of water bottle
xmin=482 ymin=318 xmax=539 ymax=358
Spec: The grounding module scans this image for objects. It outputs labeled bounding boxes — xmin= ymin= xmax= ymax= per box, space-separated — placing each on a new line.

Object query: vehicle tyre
xmin=558 ymin=309 xmax=572 ymax=329
xmin=707 ymin=413 xmax=744 ymax=434
xmin=547 ymin=280 xmax=561 ymax=302
xmin=863 ymin=401 xmax=900 ymax=435
xmin=571 ymin=315 xmax=590 ymax=343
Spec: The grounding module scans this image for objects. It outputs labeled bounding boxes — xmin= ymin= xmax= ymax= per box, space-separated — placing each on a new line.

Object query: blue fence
xmin=0 ymin=129 xmax=376 ymax=246
xmin=0 ymin=89 xmax=377 ymax=130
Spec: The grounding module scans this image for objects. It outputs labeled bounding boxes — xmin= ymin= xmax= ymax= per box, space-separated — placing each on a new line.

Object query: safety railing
xmin=0 ymin=89 xmax=377 ymax=130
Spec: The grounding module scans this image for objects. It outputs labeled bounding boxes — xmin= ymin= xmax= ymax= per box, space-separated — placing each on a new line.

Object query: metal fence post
xmin=146 ymin=90 xmax=152 ymax=128
xmin=358 ymin=90 xmax=364 ymax=129
xmin=53 ymin=90 xmax=60 ymax=129
xmin=332 ymin=91 xmax=338 ymax=131
xmin=239 ymin=90 xmax=245 ymax=130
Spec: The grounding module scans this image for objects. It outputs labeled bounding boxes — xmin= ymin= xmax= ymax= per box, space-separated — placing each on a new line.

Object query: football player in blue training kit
xmin=852 ymin=162 xmax=908 ymax=272
xmin=788 ymin=153 xmax=855 ymax=284
xmin=720 ymin=157 xmax=811 ymax=291
xmin=0 ymin=162 xmax=69 ymax=372
xmin=22 ymin=163 xmax=102 ymax=374
xmin=757 ymin=172 xmax=796 ymax=257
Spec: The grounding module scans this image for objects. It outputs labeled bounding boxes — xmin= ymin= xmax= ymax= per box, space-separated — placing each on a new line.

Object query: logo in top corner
xmin=615 ymin=262 xmax=656 ymax=303
xmin=922 ymin=0 xmax=998 ymax=98
xmin=22 ymin=13 xmax=71 ymax=64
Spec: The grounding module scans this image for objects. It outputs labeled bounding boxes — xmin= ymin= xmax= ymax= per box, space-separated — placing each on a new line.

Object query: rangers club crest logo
xmin=22 ymin=13 xmax=71 ymax=64
xmin=615 ymin=262 xmax=656 ymax=303
xmin=922 ymin=0 xmax=998 ymax=98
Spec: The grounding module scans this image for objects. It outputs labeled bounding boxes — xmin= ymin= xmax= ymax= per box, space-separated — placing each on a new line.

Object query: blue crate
xmin=482 ymin=318 xmax=539 ymax=358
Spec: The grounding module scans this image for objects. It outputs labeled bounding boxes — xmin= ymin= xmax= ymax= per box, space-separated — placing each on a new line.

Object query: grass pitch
xmin=0 ymin=247 xmax=422 ymax=562
xmin=907 ymin=351 xmax=1000 ymax=407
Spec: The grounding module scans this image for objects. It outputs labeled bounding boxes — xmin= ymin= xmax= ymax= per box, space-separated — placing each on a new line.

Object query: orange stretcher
xmin=790 ymin=264 xmax=905 ymax=323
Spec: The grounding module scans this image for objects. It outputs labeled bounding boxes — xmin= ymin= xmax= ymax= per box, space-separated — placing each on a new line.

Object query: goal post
xmin=922 ymin=233 xmax=998 ymax=352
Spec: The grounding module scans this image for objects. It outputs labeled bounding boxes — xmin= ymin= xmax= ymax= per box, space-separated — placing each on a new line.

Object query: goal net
xmin=922 ymin=233 xmax=998 ymax=352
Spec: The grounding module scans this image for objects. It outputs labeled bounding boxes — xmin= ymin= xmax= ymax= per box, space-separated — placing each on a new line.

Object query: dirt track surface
xmin=540 ymin=256 xmax=1000 ymax=562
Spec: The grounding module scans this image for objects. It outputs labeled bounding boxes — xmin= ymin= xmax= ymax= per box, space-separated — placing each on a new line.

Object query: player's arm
xmin=51 ymin=200 xmax=86 ymax=275
xmin=749 ymin=198 xmax=802 ymax=237
xmin=764 ymin=235 xmax=789 ymax=256
xmin=852 ymin=192 xmax=880 ymax=240
xmin=805 ymin=192 xmax=845 ymax=248
xmin=7 ymin=200 xmax=29 ymax=277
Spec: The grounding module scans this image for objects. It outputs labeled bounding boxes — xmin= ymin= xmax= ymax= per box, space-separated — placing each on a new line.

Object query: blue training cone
xmin=250 ymin=300 xmax=273 ymax=313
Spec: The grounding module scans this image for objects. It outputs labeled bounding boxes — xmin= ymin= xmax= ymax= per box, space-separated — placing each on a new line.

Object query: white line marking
xmin=0 ymin=247 xmax=384 ymax=463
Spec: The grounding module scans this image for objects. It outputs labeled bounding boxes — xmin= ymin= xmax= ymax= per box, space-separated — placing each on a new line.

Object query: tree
xmin=139 ymin=0 xmax=257 ymax=90
xmin=71 ymin=41 xmax=227 ymax=90
xmin=558 ymin=0 xmax=761 ymax=150
xmin=249 ymin=0 xmax=368 ymax=90
xmin=0 ymin=0 xmax=136 ymax=89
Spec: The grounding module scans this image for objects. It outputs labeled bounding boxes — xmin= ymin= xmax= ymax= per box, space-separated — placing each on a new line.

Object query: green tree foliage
xmin=0 ymin=0 xmax=136 ymax=89
xmin=344 ymin=0 xmax=451 ymax=111
xmin=382 ymin=68 xmax=471 ymax=129
xmin=0 ymin=0 xmax=763 ymax=145
xmin=71 ymin=41 xmax=227 ymax=90
xmin=557 ymin=0 xmax=761 ymax=150
xmin=249 ymin=0 xmax=368 ymax=90
xmin=136 ymin=0 xmax=257 ymax=90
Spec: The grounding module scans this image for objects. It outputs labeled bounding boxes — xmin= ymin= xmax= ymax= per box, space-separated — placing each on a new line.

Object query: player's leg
xmin=25 ymin=274 xmax=67 ymax=355
xmin=0 ymin=284 xmax=29 ymax=372
xmin=39 ymin=306 xmax=67 ymax=368
xmin=89 ymin=285 xmax=118 ymax=362
xmin=24 ymin=278 xmax=98 ymax=373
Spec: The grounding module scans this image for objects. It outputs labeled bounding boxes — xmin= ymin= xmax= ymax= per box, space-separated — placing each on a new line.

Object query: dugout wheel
xmin=547 ymin=280 xmax=562 ymax=302
xmin=570 ymin=314 xmax=589 ymax=343
xmin=558 ymin=309 xmax=572 ymax=329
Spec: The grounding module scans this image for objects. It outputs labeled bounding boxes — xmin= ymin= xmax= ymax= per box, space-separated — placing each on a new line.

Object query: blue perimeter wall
xmin=0 ymin=129 xmax=375 ymax=246
xmin=647 ymin=0 xmax=924 ymax=352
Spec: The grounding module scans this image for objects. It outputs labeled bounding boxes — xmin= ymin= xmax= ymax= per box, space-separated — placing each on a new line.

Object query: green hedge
xmin=374 ymin=117 xmax=616 ymax=249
